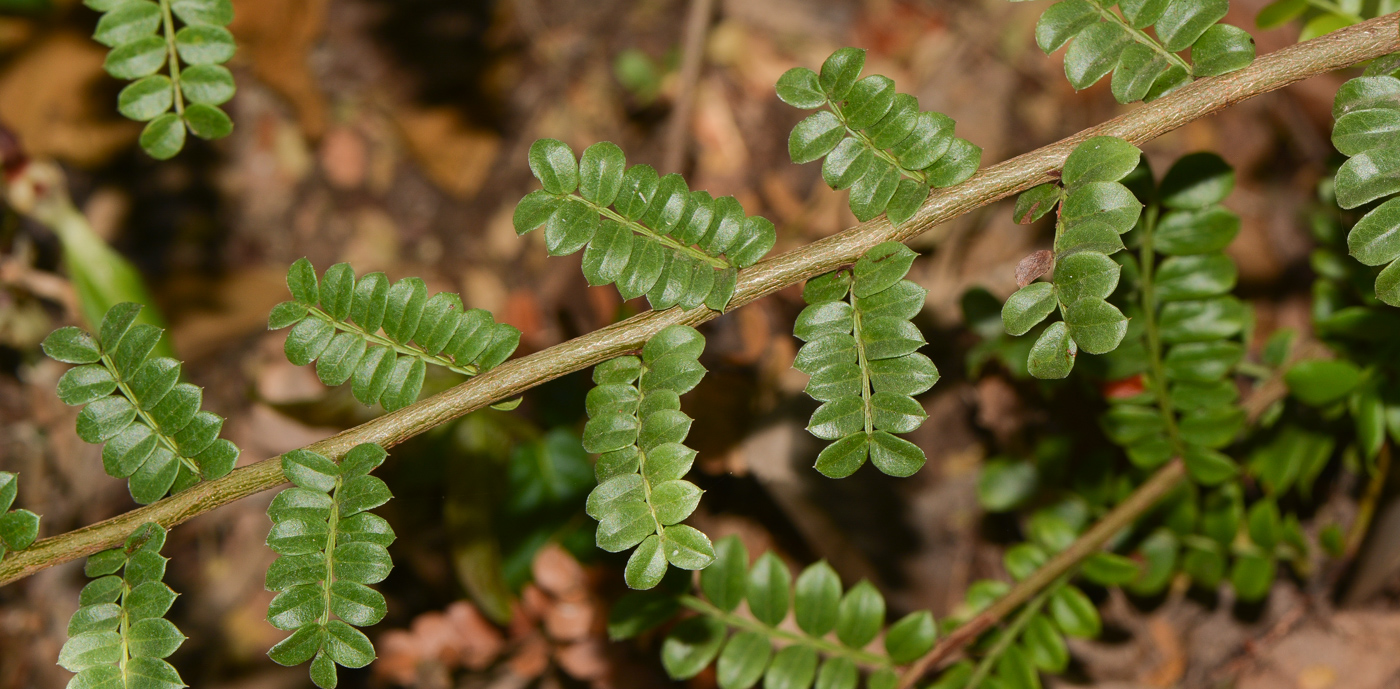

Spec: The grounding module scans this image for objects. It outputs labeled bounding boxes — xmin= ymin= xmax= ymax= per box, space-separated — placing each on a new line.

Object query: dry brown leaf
xmin=506 ymin=634 xmax=551 ymax=680
xmin=394 ymin=106 xmax=501 ymax=199
xmin=543 ymin=600 xmax=594 ymax=642
xmin=444 ymin=601 xmax=506 ymax=670
xmin=1015 ymin=250 xmax=1054 ymax=288
xmin=0 ymin=32 xmax=137 ymax=166
xmin=531 ymin=544 xmax=586 ymax=601
xmin=554 ymin=640 xmax=609 ymax=681
xmin=320 ymin=126 xmax=368 ymax=190
xmin=375 ymin=629 xmax=425 ymax=685
xmin=230 ymin=0 xmax=330 ymax=138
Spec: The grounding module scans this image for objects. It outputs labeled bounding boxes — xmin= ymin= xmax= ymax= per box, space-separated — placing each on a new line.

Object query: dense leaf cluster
xmin=264 ymin=444 xmax=396 ymax=689
xmin=777 ymin=47 xmax=982 ymax=224
xmin=270 ymin=259 xmax=521 ymax=411
xmin=1331 ymin=67 xmax=1400 ymax=307
xmin=0 ymin=473 xmax=40 ymax=560
xmin=1023 ymin=0 xmax=1255 ymax=103
xmin=617 ymin=536 xmax=935 ymax=689
xmin=1003 ymin=136 xmax=1143 ymax=378
xmin=87 ymin=0 xmax=237 ymax=158
xmin=41 ymin=302 xmax=240 ymax=504
xmin=1095 ymin=152 xmax=1286 ymax=598
xmin=795 ymin=242 xmax=939 ymax=478
xmin=59 ymin=523 xmax=186 ymax=689
xmin=515 ymin=139 xmax=775 ymax=312
xmin=583 ymin=325 xmax=715 ymax=589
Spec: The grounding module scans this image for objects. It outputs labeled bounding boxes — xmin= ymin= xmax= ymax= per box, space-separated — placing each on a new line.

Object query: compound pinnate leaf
xmin=265 ymin=444 xmax=392 ymax=686
xmin=61 ymin=523 xmax=186 ymax=684
xmin=583 ymin=327 xmax=713 ymax=588
xmin=517 ymin=143 xmax=772 ymax=310
xmin=781 ymin=47 xmax=979 ymax=224
xmin=43 ymin=303 xmax=241 ymax=503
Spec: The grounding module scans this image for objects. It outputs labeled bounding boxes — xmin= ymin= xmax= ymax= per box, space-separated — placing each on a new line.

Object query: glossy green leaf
xmin=1049 ymin=585 xmax=1100 ymax=638
xmin=1156 ymin=0 xmax=1228 ymax=52
xmin=703 ymin=535 xmax=749 ymax=611
xmin=885 ymin=611 xmax=936 ymax=663
xmin=715 ymin=633 xmax=772 ymax=689
xmin=835 ymin=580 xmax=884 ymax=649
xmin=139 ymin=113 xmax=186 ymax=160
xmin=662 ymin=616 xmax=727 ymax=680
xmin=1191 ymin=24 xmax=1255 ymax=77
xmin=1285 ymin=359 xmax=1361 ymax=406
xmin=1064 ymin=22 xmax=1131 ymax=91
xmin=528 ymin=138 xmax=578 ymax=195
xmin=746 ymin=552 xmax=792 ymax=626
xmin=1002 ymin=283 xmax=1057 ymax=337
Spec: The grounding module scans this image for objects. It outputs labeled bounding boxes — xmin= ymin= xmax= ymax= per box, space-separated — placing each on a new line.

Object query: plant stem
xmin=964 ymin=573 xmax=1070 ymax=689
xmin=827 ymin=101 xmax=928 ymax=186
xmin=1345 ymin=442 xmax=1391 ymax=559
xmin=159 ymin=0 xmax=185 ymax=117
xmin=895 ymin=458 xmax=1187 ymax=688
xmin=679 ymin=594 xmax=893 ymax=669
xmin=584 ymin=198 xmax=730 ymax=270
xmin=1138 ymin=204 xmax=1188 ymax=458
xmin=851 ymin=289 xmax=874 ymax=436
xmin=305 ymin=305 xmax=480 ymax=377
xmin=101 ymin=351 xmax=202 ymax=477
xmin=2 ymin=14 xmax=1397 ymax=588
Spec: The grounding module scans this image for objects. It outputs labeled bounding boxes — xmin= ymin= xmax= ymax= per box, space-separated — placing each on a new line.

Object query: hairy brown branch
xmin=2 ymin=14 xmax=1396 ymax=589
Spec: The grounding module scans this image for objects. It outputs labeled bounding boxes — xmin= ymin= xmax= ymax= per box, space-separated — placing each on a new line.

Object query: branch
xmin=2 ymin=14 xmax=1396 ymax=588
xmin=895 ymin=460 xmax=1188 ymax=688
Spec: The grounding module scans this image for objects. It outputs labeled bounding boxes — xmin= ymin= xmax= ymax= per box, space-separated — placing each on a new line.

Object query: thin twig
xmin=895 ymin=459 xmax=1189 ymax=688
xmin=661 ymin=0 xmax=716 ymax=173
xmin=1 ymin=14 xmax=1397 ymax=588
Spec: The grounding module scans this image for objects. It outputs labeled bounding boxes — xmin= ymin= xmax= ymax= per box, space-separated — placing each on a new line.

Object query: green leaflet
xmin=515 ymin=140 xmax=772 ymax=312
xmin=268 ymin=259 xmax=521 ymax=411
xmin=640 ymin=536 xmax=912 ymax=685
xmin=777 ymin=47 xmax=981 ymax=225
xmin=59 ymin=522 xmax=186 ymax=688
xmin=1332 ymin=74 xmax=1400 ymax=306
xmin=91 ymin=0 xmax=237 ymax=158
xmin=795 ymin=242 xmax=937 ymax=478
xmin=1002 ymin=136 xmax=1141 ymax=378
xmin=41 ymin=303 xmax=240 ymax=504
xmin=1029 ymin=0 xmax=1254 ymax=103
xmin=583 ymin=325 xmax=715 ymax=589
xmin=265 ymin=443 xmax=395 ymax=689
xmin=0 ymin=472 xmax=41 ymax=560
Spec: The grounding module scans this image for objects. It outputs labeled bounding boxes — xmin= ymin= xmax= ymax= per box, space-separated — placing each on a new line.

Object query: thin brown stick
xmin=895 ymin=460 xmax=1188 ymax=688
xmin=2 ymin=14 xmax=1397 ymax=588
xmin=661 ymin=0 xmax=716 ymax=173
